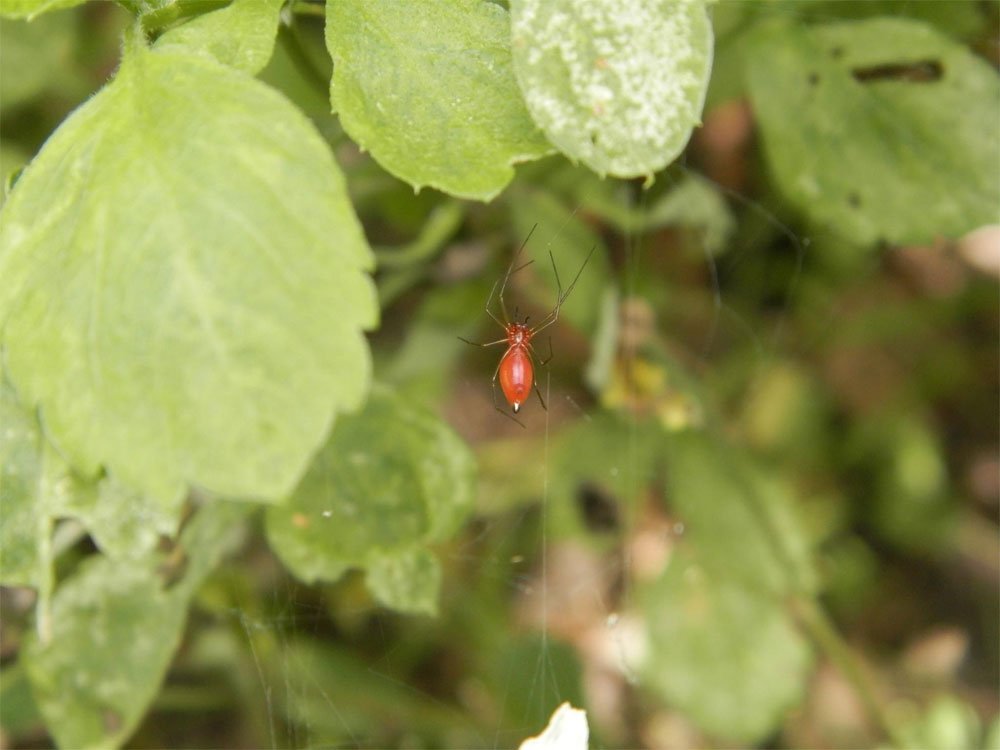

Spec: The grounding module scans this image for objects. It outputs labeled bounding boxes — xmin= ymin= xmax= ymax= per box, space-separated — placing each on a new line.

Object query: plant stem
xmin=793 ymin=596 xmax=903 ymax=746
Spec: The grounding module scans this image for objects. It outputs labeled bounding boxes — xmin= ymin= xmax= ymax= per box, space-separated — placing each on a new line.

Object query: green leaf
xmin=265 ymin=385 xmax=475 ymax=615
xmin=22 ymin=500 xmax=247 ymax=750
xmin=24 ymin=558 xmax=188 ymax=750
xmin=0 ymin=0 xmax=85 ymax=20
xmin=2 ymin=375 xmax=182 ymax=578
xmin=0 ymin=11 xmax=75 ymax=108
xmin=326 ymin=0 xmax=552 ymax=201
xmin=509 ymin=0 xmax=714 ymax=179
xmin=0 ymin=663 xmax=42 ymax=737
xmin=641 ymin=550 xmax=812 ymax=743
xmin=154 ymin=0 xmax=284 ymax=75
xmin=0 ymin=35 xmax=377 ymax=505
xmin=664 ymin=430 xmax=816 ymax=596
xmin=58 ymin=475 xmax=182 ymax=561
xmin=746 ymin=18 xmax=1000 ymax=246
xmin=366 ymin=547 xmax=441 ymax=616
xmin=1 ymin=379 xmax=45 ymax=586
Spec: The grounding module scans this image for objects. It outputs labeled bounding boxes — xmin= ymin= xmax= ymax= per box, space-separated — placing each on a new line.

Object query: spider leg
xmin=536 ymin=336 xmax=554 ymax=367
xmin=458 ymin=335 xmax=508 ymax=348
xmin=494 ymin=225 xmax=538 ymax=325
xmin=531 ymin=244 xmax=598 ymax=335
xmin=532 ymin=379 xmax=547 ymax=411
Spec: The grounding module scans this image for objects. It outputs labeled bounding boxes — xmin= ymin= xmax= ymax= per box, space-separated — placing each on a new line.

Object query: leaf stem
xmin=374 ymin=201 xmax=465 ymax=271
xmin=793 ymin=596 xmax=903 ymax=745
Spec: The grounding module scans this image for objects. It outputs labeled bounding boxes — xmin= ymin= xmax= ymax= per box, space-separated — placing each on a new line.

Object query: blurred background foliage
xmin=1 ymin=1 xmax=998 ymax=749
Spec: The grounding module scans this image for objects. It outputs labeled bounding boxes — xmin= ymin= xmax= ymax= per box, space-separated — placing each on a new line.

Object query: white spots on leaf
xmin=511 ymin=0 xmax=712 ymax=176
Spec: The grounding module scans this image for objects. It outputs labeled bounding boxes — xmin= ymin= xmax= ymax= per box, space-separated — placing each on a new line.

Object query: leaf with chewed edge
xmin=326 ymin=0 xmax=552 ymax=200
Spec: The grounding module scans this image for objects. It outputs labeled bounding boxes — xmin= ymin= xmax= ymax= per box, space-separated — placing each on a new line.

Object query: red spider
xmin=460 ymin=228 xmax=596 ymax=426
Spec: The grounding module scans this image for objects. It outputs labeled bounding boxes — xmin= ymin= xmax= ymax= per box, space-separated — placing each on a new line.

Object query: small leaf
xmin=24 ymin=559 xmax=187 ymax=750
xmin=265 ymin=385 xmax=475 ymax=615
xmin=640 ymin=551 xmax=813 ymax=743
xmin=326 ymin=0 xmax=552 ymax=201
xmin=0 ymin=35 xmax=377 ymax=505
xmin=746 ymin=18 xmax=1000 ymax=246
xmin=366 ymin=548 xmax=441 ymax=615
xmin=154 ymin=0 xmax=284 ymax=74
xmin=510 ymin=0 xmax=714 ymax=179
xmin=0 ymin=0 xmax=85 ymax=20
xmin=22 ymin=501 xmax=248 ymax=750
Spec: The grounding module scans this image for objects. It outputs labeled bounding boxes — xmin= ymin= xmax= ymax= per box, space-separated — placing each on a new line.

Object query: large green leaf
xmin=0 ymin=34 xmax=377 ymax=505
xmin=746 ymin=18 xmax=1000 ymax=246
xmin=326 ymin=0 xmax=552 ymax=201
xmin=23 ymin=501 xmax=248 ymax=750
xmin=509 ymin=0 xmax=714 ymax=179
xmin=153 ymin=0 xmax=283 ymax=74
xmin=265 ymin=385 xmax=475 ymax=615
xmin=640 ymin=549 xmax=813 ymax=743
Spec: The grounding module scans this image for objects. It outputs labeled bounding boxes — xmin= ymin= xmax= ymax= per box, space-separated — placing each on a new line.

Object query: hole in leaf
xmin=852 ymin=60 xmax=943 ymax=83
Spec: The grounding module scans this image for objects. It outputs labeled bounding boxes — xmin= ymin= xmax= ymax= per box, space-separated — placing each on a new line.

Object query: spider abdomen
xmin=499 ymin=345 xmax=533 ymax=413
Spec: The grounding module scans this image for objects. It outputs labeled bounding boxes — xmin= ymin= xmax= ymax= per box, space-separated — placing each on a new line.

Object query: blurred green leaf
xmin=868 ymin=413 xmax=956 ymax=552
xmin=665 ymin=430 xmax=817 ymax=596
xmin=0 ymin=11 xmax=75 ymax=108
xmin=891 ymin=695 xmax=983 ymax=750
xmin=0 ymin=0 xmax=85 ymax=20
xmin=326 ymin=0 xmax=551 ymax=201
xmin=0 ymin=664 xmax=42 ymax=736
xmin=746 ymin=17 xmax=1000 ymax=246
xmin=23 ymin=501 xmax=248 ymax=750
xmin=265 ymin=386 xmax=475 ymax=615
xmin=0 ymin=33 xmax=377 ymax=504
xmin=641 ymin=548 xmax=813 ymax=743
xmin=1 ymin=379 xmax=46 ymax=586
xmin=153 ymin=0 xmax=283 ymax=74
xmin=366 ymin=548 xmax=441 ymax=616
xmin=25 ymin=558 xmax=189 ymax=750
xmin=509 ymin=0 xmax=714 ymax=179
